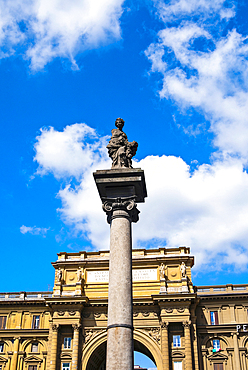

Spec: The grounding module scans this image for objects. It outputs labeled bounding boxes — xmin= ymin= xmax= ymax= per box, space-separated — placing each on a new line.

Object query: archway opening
xmin=134 ymin=351 xmax=157 ymax=369
xmin=86 ymin=339 xmax=158 ymax=370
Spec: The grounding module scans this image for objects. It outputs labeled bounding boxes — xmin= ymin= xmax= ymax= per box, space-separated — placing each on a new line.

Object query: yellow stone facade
xmin=0 ymin=247 xmax=248 ymax=370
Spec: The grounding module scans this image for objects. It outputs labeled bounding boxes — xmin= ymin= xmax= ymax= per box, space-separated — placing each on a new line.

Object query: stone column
xmin=10 ymin=337 xmax=19 ymax=370
xmin=233 ymin=332 xmax=241 ymax=370
xmin=72 ymin=324 xmax=80 ymax=370
xmin=50 ymin=324 xmax=59 ymax=370
xmin=161 ymin=321 xmax=169 ymax=370
xmin=103 ymin=198 xmax=139 ymax=370
xmin=183 ymin=321 xmax=192 ymax=370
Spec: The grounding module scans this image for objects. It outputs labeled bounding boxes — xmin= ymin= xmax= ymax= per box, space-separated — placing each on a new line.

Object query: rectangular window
xmin=210 ymin=311 xmax=219 ymax=325
xmin=174 ymin=362 xmax=182 ymax=370
xmin=173 ymin=335 xmax=181 ymax=347
xmin=0 ymin=343 xmax=4 ymax=352
xmin=31 ymin=343 xmax=39 ymax=352
xmin=28 ymin=366 xmax=37 ymax=370
xmin=64 ymin=338 xmax=71 ymax=349
xmin=62 ymin=363 xmax=70 ymax=370
xmin=32 ymin=316 xmax=40 ymax=329
xmin=0 ymin=316 xmax=7 ymax=329
xmin=213 ymin=339 xmax=221 ymax=352
xmin=214 ymin=364 xmax=223 ymax=370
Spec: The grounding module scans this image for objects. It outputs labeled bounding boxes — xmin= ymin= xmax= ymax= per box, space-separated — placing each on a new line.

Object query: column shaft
xmin=72 ymin=325 xmax=80 ymax=370
xmin=184 ymin=323 xmax=192 ymax=370
xmin=161 ymin=323 xmax=169 ymax=370
xmin=233 ymin=333 xmax=241 ymax=370
xmin=50 ymin=325 xmax=59 ymax=370
xmin=10 ymin=337 xmax=19 ymax=370
xmin=106 ymin=209 xmax=133 ymax=370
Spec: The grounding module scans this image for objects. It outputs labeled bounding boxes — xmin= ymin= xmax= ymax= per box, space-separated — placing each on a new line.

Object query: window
xmin=28 ymin=366 xmax=37 ymax=370
xmin=62 ymin=363 xmax=70 ymax=370
xmin=214 ymin=364 xmax=223 ymax=370
xmin=0 ymin=342 xmax=4 ymax=352
xmin=213 ymin=339 xmax=221 ymax=352
xmin=173 ymin=335 xmax=181 ymax=347
xmin=64 ymin=338 xmax=71 ymax=349
xmin=174 ymin=362 xmax=182 ymax=370
xmin=31 ymin=343 xmax=39 ymax=352
xmin=32 ymin=316 xmax=40 ymax=329
xmin=210 ymin=311 xmax=219 ymax=325
xmin=0 ymin=316 xmax=7 ymax=329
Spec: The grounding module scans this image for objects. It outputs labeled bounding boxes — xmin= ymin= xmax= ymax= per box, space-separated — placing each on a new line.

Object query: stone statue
xmin=107 ymin=118 xmax=138 ymax=169
xmin=180 ymin=262 xmax=186 ymax=278
xmin=57 ymin=268 xmax=62 ymax=282
xmin=77 ymin=268 xmax=81 ymax=282
xmin=159 ymin=263 xmax=166 ymax=280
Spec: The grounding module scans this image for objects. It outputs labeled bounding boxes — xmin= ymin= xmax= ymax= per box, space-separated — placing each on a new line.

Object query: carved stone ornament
xmin=143 ymin=328 xmax=161 ymax=344
xmin=69 ymin=310 xmax=76 ymax=316
xmin=142 ymin=312 xmax=150 ymax=317
xmin=106 ymin=118 xmax=138 ymax=169
xmin=72 ymin=324 xmax=81 ymax=331
xmin=57 ymin=311 xmax=65 ymax=316
xmin=133 ymin=312 xmax=139 ymax=317
xmin=94 ymin=313 xmax=102 ymax=318
xmin=165 ymin=308 xmax=173 ymax=313
xmin=102 ymin=197 xmax=140 ymax=224
xmin=161 ymin=321 xmax=169 ymax=329
xmin=177 ymin=308 xmax=185 ymax=313
xmin=82 ymin=312 xmax=91 ymax=318
xmin=84 ymin=330 xmax=105 ymax=346
xmin=52 ymin=324 xmax=59 ymax=331
xmin=182 ymin=321 xmax=191 ymax=328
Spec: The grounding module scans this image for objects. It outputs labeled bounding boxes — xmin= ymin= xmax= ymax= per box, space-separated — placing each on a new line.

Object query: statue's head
xmin=115 ymin=117 xmax=125 ymax=130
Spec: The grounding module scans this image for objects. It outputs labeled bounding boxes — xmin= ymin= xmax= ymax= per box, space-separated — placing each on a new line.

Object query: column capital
xmin=102 ymin=197 xmax=140 ymax=224
xmin=52 ymin=324 xmax=59 ymax=332
xmin=183 ymin=320 xmax=191 ymax=328
xmin=161 ymin=321 xmax=169 ymax=329
xmin=72 ymin=323 xmax=81 ymax=331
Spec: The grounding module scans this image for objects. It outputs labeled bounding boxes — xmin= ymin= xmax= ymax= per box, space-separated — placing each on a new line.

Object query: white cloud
xmin=20 ymin=225 xmax=49 ymax=236
xmin=0 ymin=0 xmax=124 ymax=70
xmin=154 ymin=0 xmax=235 ymax=22
xmin=34 ymin=123 xmax=248 ymax=270
xmin=34 ymin=123 xmax=110 ymax=179
xmin=146 ymin=1 xmax=248 ymax=161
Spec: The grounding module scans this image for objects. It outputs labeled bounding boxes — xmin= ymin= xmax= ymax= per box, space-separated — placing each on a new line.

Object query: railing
xmin=0 ymin=292 xmax=53 ymax=300
xmin=196 ymin=284 xmax=248 ymax=295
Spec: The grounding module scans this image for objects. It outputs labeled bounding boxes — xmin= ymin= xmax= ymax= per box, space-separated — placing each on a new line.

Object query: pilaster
xmin=10 ymin=337 xmax=19 ymax=370
xmin=183 ymin=321 xmax=192 ymax=370
xmin=72 ymin=324 xmax=80 ymax=370
xmin=161 ymin=321 xmax=169 ymax=370
xmin=50 ymin=324 xmax=59 ymax=370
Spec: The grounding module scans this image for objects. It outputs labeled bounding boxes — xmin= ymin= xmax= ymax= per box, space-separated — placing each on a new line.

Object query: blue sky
xmin=1 ymin=0 xmax=248 ymax=301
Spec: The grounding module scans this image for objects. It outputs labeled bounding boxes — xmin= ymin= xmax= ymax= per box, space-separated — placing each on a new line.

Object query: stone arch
xmin=20 ymin=338 xmax=48 ymax=352
xmin=82 ymin=329 xmax=162 ymax=370
xmin=241 ymin=335 xmax=248 ymax=347
xmin=202 ymin=335 xmax=229 ymax=347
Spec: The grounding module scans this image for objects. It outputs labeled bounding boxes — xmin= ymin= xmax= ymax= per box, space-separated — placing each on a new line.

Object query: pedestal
xmin=93 ymin=168 xmax=147 ymax=370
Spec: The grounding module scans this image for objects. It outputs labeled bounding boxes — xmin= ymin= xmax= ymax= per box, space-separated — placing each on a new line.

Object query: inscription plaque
xmin=87 ymin=269 xmax=157 ymax=283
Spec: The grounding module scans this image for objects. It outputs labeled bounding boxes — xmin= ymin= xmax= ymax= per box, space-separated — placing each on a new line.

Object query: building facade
xmin=0 ymin=247 xmax=248 ymax=370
